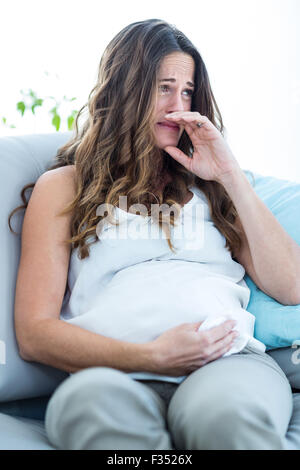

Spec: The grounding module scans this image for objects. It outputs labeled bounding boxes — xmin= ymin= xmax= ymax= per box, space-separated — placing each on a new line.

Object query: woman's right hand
xmin=149 ymin=320 xmax=239 ymax=376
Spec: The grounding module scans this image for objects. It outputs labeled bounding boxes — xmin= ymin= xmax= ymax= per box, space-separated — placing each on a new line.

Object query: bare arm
xmin=20 ymin=317 xmax=237 ymax=376
xmin=20 ymin=317 xmax=157 ymax=374
xmin=14 ymin=167 xmax=157 ymax=374
xmin=223 ymin=169 xmax=300 ymax=306
xmin=15 ymin=166 xmax=236 ymax=376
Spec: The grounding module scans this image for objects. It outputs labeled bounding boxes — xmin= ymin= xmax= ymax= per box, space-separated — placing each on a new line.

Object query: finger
xmin=204 ymin=319 xmax=237 ymax=343
xmin=165 ymin=114 xmax=207 ymax=128
xmin=184 ymin=123 xmax=195 ymax=136
xmin=204 ymin=335 xmax=236 ymax=364
xmin=169 ymin=118 xmax=205 ymax=130
xmin=204 ymin=342 xmax=233 ymax=364
xmin=186 ymin=118 xmax=206 ymax=130
xmin=165 ymin=111 xmax=203 ymax=120
xmin=200 ymin=329 xmax=236 ymax=360
xmin=214 ymin=330 xmax=238 ymax=350
xmin=180 ymin=123 xmax=194 ymax=141
xmin=164 ymin=146 xmax=192 ymax=170
xmin=193 ymin=320 xmax=204 ymax=331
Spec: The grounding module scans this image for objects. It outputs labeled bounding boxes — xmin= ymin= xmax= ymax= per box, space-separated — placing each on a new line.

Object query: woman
xmin=9 ymin=19 xmax=299 ymax=450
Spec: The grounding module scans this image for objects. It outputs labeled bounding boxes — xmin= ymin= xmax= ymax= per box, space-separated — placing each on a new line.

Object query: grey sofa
xmin=0 ymin=132 xmax=300 ymax=450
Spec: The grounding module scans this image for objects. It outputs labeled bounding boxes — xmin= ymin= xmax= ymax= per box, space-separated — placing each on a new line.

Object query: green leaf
xmin=67 ymin=115 xmax=75 ymax=130
xmin=52 ymin=114 xmax=61 ymax=131
xmin=31 ymin=98 xmax=43 ymax=114
xmin=2 ymin=117 xmax=7 ymax=124
xmin=17 ymin=101 xmax=26 ymax=116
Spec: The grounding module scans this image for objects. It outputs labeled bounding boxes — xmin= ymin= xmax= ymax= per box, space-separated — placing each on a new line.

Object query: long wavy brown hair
xmin=8 ymin=18 xmax=245 ymax=260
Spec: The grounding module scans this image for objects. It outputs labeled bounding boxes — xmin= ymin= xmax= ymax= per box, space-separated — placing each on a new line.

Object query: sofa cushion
xmin=0 ymin=132 xmax=299 ymax=403
xmin=244 ymin=171 xmax=300 ymax=350
xmin=285 ymin=393 xmax=300 ymax=450
xmin=0 ymin=395 xmax=50 ymax=421
xmin=267 ymin=346 xmax=300 ymax=390
xmin=0 ymin=413 xmax=55 ymax=450
xmin=0 ymin=133 xmax=72 ymax=402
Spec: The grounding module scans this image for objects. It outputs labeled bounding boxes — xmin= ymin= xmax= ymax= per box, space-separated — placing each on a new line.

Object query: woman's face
xmin=153 ymin=52 xmax=195 ymax=150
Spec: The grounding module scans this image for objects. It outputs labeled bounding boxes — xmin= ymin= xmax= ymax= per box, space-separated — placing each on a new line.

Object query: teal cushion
xmin=243 ymin=171 xmax=300 ymax=350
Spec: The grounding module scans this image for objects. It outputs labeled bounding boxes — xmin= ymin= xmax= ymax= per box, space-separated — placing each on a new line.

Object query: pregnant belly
xmin=65 ymin=260 xmax=251 ymax=343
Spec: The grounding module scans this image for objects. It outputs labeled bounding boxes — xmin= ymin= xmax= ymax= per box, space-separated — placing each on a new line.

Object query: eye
xmin=158 ymin=84 xmax=194 ymax=99
xmin=159 ymin=84 xmax=170 ymax=93
xmin=183 ymin=89 xmax=194 ymax=98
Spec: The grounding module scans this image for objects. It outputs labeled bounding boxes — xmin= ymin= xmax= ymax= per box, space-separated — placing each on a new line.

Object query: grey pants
xmin=45 ymin=345 xmax=293 ymax=450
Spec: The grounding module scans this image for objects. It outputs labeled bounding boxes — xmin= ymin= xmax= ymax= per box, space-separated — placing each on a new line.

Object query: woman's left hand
xmin=163 ymin=111 xmax=240 ymax=183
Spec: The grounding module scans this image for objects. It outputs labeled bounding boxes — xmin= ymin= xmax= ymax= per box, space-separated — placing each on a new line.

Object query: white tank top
xmin=60 ymin=185 xmax=266 ymax=383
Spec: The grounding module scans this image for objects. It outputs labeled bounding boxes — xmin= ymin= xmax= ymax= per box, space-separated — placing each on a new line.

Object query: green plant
xmin=1 ymin=117 xmax=16 ymax=129
xmin=17 ymin=89 xmax=79 ymax=131
xmin=1 ymin=87 xmax=79 ymax=132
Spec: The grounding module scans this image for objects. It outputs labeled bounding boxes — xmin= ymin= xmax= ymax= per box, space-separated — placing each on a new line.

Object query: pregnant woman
xmin=10 ymin=18 xmax=299 ymax=450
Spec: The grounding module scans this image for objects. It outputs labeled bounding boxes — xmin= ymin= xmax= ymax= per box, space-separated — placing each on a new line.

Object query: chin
xmin=156 ymin=138 xmax=180 ymax=150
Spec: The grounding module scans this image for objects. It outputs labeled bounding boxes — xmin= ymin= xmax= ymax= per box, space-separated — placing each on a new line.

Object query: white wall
xmin=1 ymin=0 xmax=299 ymax=181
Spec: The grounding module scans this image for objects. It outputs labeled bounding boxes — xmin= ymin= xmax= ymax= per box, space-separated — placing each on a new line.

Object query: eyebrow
xmin=159 ymin=78 xmax=195 ymax=88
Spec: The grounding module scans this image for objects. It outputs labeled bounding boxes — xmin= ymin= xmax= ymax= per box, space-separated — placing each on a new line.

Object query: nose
xmin=166 ymin=90 xmax=186 ymax=114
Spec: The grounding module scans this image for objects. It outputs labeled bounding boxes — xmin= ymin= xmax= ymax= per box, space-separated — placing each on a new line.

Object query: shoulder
xmin=35 ymin=165 xmax=77 ymax=207
xmin=38 ymin=164 xmax=76 ymax=184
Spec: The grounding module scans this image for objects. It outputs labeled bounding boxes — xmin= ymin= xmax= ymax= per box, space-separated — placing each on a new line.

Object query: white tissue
xmin=197 ymin=310 xmax=251 ymax=357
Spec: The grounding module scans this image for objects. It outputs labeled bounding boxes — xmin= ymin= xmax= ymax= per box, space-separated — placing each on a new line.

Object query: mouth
xmin=157 ymin=121 xmax=180 ymax=132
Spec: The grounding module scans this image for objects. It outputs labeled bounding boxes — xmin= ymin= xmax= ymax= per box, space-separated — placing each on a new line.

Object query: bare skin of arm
xmin=15 ymin=166 xmax=237 ymax=375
